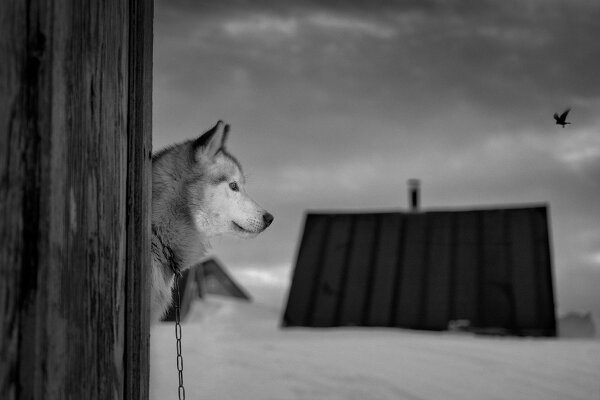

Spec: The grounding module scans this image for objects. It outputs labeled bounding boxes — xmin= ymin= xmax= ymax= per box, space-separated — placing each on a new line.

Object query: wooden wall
xmin=0 ymin=1 xmax=153 ymax=399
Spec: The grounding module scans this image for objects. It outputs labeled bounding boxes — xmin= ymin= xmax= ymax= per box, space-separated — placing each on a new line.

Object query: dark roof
xmin=198 ymin=258 xmax=252 ymax=301
xmin=282 ymin=205 xmax=556 ymax=336
xmin=162 ymin=257 xmax=251 ymax=322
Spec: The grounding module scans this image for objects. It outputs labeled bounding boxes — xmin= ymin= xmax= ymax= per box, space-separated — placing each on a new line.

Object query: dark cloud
xmin=156 ymin=0 xmax=436 ymax=17
xmin=155 ymin=0 xmax=600 ymax=139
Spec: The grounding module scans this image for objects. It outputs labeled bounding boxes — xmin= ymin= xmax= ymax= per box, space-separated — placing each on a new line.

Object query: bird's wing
xmin=553 ymin=113 xmax=560 ymax=121
xmin=560 ymin=108 xmax=571 ymax=120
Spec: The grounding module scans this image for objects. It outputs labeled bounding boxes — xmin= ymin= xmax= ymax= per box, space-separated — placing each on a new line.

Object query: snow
xmin=150 ymin=297 xmax=600 ymax=400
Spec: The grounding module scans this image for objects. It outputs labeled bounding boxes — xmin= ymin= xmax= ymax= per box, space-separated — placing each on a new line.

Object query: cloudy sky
xmin=153 ymin=0 xmax=600 ymax=318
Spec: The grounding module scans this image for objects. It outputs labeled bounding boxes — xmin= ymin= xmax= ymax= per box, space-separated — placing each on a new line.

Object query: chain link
xmin=174 ymin=273 xmax=186 ymax=400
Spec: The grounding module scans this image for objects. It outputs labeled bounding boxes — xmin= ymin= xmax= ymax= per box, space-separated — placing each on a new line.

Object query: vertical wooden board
xmin=338 ymin=214 xmax=377 ymax=326
xmin=0 ymin=2 xmax=29 ymax=398
xmin=124 ymin=0 xmax=153 ymax=398
xmin=57 ymin=3 xmax=129 ymax=398
xmin=509 ymin=209 xmax=538 ymax=329
xmin=1 ymin=1 xmax=152 ymax=399
xmin=283 ymin=215 xmax=328 ymax=326
xmin=394 ymin=214 xmax=427 ymax=328
xmin=481 ymin=210 xmax=512 ymax=328
xmin=453 ymin=212 xmax=479 ymax=322
xmin=423 ymin=212 xmax=453 ymax=330
xmin=58 ymin=3 xmax=127 ymax=398
xmin=367 ymin=214 xmax=402 ymax=326
xmin=310 ymin=215 xmax=352 ymax=327
xmin=532 ymin=207 xmax=556 ymax=333
xmin=7 ymin=1 xmax=139 ymax=399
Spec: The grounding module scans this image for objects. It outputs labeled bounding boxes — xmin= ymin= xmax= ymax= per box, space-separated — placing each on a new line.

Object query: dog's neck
xmin=151 ymin=144 xmax=210 ymax=279
xmin=151 ymin=197 xmax=210 ymax=281
xmin=151 ymin=214 xmax=209 ymax=279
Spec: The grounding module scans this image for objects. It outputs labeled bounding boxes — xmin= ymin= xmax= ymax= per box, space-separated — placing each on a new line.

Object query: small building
xmin=197 ymin=258 xmax=252 ymax=301
xmin=282 ymin=204 xmax=556 ymax=336
xmin=162 ymin=257 xmax=251 ymax=322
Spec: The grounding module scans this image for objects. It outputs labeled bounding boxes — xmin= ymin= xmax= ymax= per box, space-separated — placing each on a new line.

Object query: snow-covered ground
xmin=150 ymin=297 xmax=600 ymax=400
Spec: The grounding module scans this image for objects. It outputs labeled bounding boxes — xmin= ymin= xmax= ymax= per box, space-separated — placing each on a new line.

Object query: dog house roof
xmin=282 ymin=204 xmax=556 ymax=336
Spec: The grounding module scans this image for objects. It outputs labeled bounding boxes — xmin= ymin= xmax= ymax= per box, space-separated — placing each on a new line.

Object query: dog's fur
xmin=151 ymin=121 xmax=273 ymax=321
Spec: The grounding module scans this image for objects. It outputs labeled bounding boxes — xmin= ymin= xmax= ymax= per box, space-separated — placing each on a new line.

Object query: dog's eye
xmin=229 ymin=182 xmax=239 ymax=192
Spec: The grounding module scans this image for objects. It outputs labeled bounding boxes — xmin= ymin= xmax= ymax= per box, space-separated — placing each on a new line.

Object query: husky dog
xmin=151 ymin=121 xmax=273 ymax=321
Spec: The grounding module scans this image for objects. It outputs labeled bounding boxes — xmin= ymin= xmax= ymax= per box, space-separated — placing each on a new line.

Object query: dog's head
xmin=188 ymin=121 xmax=273 ymax=238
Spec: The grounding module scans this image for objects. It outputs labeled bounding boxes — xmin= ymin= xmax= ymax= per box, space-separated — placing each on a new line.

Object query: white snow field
xmin=150 ymin=297 xmax=600 ymax=400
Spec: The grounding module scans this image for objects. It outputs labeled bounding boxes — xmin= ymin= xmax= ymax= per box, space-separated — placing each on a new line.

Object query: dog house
xmin=162 ymin=257 xmax=251 ymax=321
xmin=283 ymin=205 xmax=556 ymax=336
xmin=197 ymin=258 xmax=252 ymax=301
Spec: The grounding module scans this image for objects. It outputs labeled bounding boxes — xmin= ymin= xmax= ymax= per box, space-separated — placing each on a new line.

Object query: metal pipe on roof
xmin=408 ymin=179 xmax=421 ymax=211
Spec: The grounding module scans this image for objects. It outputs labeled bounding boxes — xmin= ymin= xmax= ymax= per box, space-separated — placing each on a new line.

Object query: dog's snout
xmin=262 ymin=212 xmax=274 ymax=227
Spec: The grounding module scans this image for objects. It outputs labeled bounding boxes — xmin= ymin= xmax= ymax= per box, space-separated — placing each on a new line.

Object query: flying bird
xmin=554 ymin=108 xmax=571 ymax=128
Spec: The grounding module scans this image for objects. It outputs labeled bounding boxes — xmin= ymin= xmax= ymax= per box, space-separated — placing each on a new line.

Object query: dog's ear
xmin=193 ymin=120 xmax=229 ymax=161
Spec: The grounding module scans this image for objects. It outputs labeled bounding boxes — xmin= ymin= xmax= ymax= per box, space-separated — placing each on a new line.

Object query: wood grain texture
xmin=0 ymin=1 xmax=152 ymax=399
xmin=124 ymin=1 xmax=153 ymax=399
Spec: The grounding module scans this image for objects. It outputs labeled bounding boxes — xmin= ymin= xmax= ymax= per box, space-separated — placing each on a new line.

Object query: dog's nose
xmin=262 ymin=212 xmax=274 ymax=227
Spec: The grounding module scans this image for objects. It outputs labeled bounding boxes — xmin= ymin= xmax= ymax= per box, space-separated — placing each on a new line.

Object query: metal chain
xmin=174 ymin=272 xmax=186 ymax=400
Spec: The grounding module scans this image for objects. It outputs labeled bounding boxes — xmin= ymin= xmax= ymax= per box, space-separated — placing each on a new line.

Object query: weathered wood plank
xmin=124 ymin=0 xmax=153 ymax=399
xmin=0 ymin=1 xmax=152 ymax=399
xmin=1 ymin=2 xmax=54 ymax=398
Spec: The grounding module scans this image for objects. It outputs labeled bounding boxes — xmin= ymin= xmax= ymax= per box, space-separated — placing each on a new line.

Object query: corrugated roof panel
xmin=338 ymin=214 xmax=378 ymax=326
xmin=394 ymin=214 xmax=428 ymax=328
xmin=283 ymin=215 xmax=328 ymax=326
xmin=423 ymin=212 xmax=454 ymax=330
xmin=366 ymin=213 xmax=403 ymax=326
xmin=452 ymin=211 xmax=479 ymax=322
xmin=310 ymin=215 xmax=352 ymax=327
xmin=510 ymin=209 xmax=538 ymax=330
xmin=534 ymin=208 xmax=556 ymax=331
xmin=480 ymin=210 xmax=512 ymax=329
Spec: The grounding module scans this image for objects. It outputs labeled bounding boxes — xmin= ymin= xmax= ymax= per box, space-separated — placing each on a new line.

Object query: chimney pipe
xmin=408 ymin=179 xmax=420 ymax=211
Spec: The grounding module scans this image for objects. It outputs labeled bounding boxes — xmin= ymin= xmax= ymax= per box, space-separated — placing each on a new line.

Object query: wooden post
xmin=0 ymin=1 xmax=153 ymax=399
